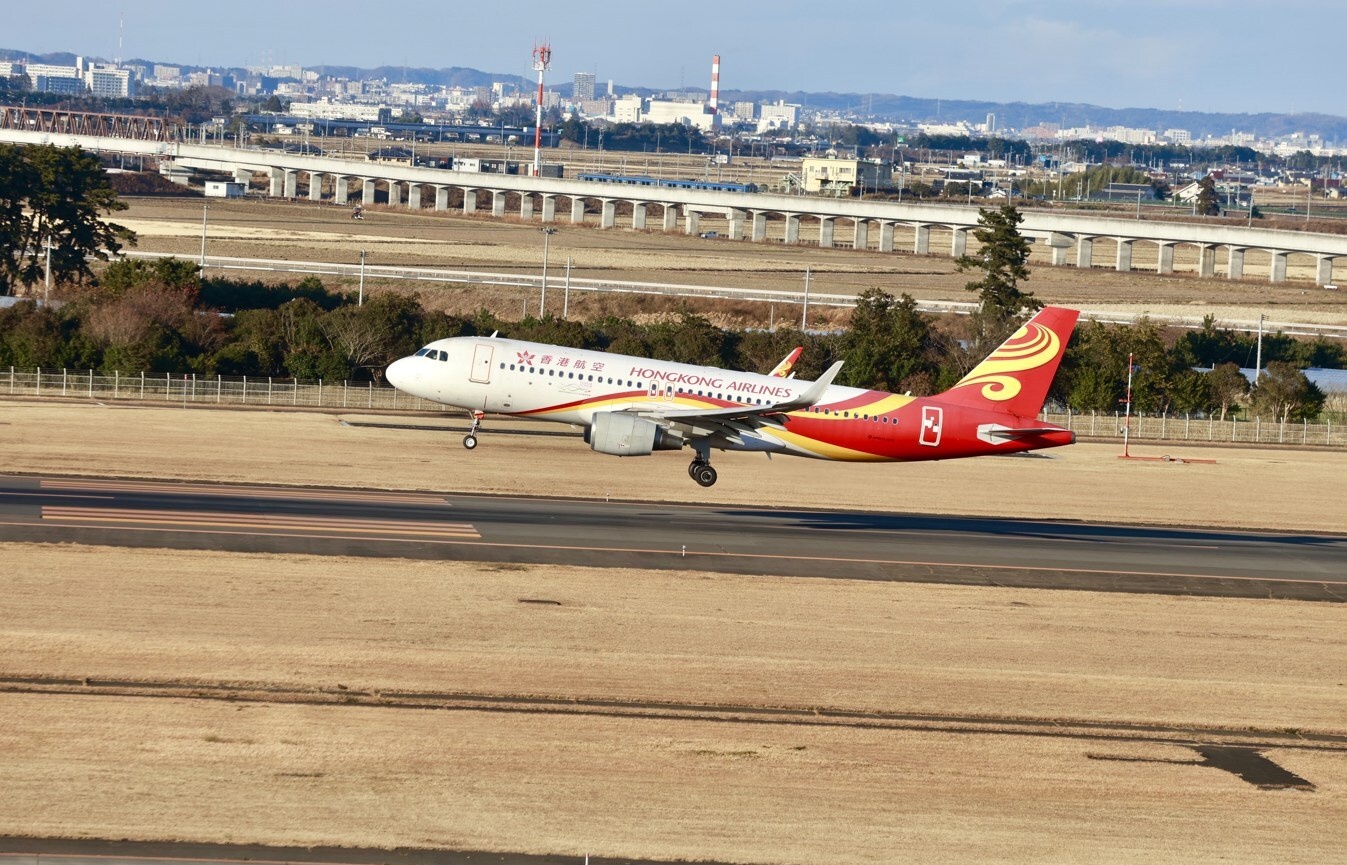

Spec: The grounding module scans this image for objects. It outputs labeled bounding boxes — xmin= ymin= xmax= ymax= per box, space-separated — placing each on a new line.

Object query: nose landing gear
xmin=463 ymin=410 xmax=484 ymax=450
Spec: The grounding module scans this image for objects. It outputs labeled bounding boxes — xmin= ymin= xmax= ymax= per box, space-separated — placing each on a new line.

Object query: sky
xmin=5 ymin=0 xmax=1343 ymax=117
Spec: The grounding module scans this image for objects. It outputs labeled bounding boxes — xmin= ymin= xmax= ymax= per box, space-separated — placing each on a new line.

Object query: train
xmin=576 ymin=172 xmax=758 ymax=194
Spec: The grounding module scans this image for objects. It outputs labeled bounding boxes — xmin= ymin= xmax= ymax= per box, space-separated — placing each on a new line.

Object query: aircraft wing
xmin=628 ymin=361 xmax=843 ymax=432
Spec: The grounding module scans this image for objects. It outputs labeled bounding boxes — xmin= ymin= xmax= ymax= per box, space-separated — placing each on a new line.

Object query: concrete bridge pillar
xmin=878 ymin=221 xmax=895 ymax=253
xmin=600 ymin=199 xmax=616 ymax=229
xmin=434 ymin=185 xmax=449 ymax=211
xmin=570 ymin=196 xmax=585 ymax=224
xmin=361 ymin=178 xmax=376 ymax=205
xmin=751 ymin=211 xmax=767 ymax=242
xmin=1115 ymin=239 xmax=1133 ymax=272
xmin=1270 ymin=251 xmax=1288 ymax=283
xmin=1156 ymin=242 xmax=1175 ymax=274
xmin=520 ymin=193 xmax=535 ymax=220
xmin=333 ymin=175 xmax=349 ymax=205
xmin=727 ymin=209 xmax=745 ymax=240
xmin=818 ymin=217 xmax=835 ymax=248
xmin=662 ymin=203 xmax=678 ymax=231
xmin=541 ymin=194 xmax=556 ymax=222
xmin=269 ymin=168 xmax=284 ymax=197
xmin=1228 ymin=247 xmax=1246 ymax=280
xmin=233 ymin=167 xmax=252 ymax=186
xmin=631 ymin=201 xmax=647 ymax=230
xmin=684 ymin=208 xmax=701 ymax=236
xmin=307 ymin=172 xmax=323 ymax=202
xmin=853 ymin=219 xmax=869 ymax=251
xmin=1316 ymin=254 xmax=1334 ymax=286
xmin=283 ymin=170 xmax=298 ymax=199
xmin=1076 ymin=237 xmax=1093 ymax=268
xmin=463 ymin=188 xmax=478 ymax=214
xmin=407 ymin=184 xmax=421 ymax=210
xmin=1051 ymin=246 xmax=1068 ymax=266
xmin=492 ymin=189 xmax=506 ymax=218
xmin=387 ymin=181 xmax=401 ymax=207
xmin=1197 ymin=244 xmax=1216 ymax=278
xmin=950 ymin=227 xmax=968 ymax=258
xmin=784 ymin=214 xmax=801 ymax=245
xmin=913 ymin=223 xmax=930 ymax=254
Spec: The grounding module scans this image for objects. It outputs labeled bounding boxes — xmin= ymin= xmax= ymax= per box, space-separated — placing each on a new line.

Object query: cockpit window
xmin=437 ymin=350 xmax=448 ymax=361
xmin=414 ymin=348 xmax=430 ymax=357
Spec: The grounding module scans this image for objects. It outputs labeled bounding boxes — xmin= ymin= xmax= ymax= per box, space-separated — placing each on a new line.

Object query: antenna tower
xmin=532 ymin=41 xmax=552 ymax=177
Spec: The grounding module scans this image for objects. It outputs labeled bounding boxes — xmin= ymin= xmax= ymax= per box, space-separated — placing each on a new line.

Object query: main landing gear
xmin=463 ymin=410 xmax=484 ymax=450
xmin=687 ymin=442 xmax=717 ymax=487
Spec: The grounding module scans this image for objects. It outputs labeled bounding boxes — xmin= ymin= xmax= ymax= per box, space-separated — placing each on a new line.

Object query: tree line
xmin=0 ymin=261 xmax=1334 ymax=422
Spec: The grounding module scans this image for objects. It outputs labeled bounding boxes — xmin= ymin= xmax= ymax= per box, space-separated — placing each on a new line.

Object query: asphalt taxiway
xmin=2 ymin=473 xmax=1343 ymax=600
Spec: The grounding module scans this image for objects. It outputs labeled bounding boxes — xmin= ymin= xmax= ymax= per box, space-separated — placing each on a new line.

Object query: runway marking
xmin=4 ymin=516 xmax=1335 ymax=590
xmin=40 ymin=507 xmax=479 ymax=539
xmin=0 ymin=491 xmax=116 ymax=500
xmin=40 ymin=478 xmax=449 ymax=506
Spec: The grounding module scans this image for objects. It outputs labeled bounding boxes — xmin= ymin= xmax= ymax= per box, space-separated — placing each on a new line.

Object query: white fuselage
xmin=385 ymin=335 xmax=869 ymax=457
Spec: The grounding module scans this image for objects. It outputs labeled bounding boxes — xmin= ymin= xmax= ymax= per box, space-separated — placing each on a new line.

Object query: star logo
xmin=517 ymin=350 xmax=536 ymax=366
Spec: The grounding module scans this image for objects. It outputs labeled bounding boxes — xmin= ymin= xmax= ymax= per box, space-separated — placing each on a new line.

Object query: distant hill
xmin=308 ymin=65 xmax=529 ymax=89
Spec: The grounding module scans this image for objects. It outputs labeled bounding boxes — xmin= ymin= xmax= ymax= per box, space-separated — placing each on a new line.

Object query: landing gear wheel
xmin=692 ymin=463 xmax=718 ymax=488
xmin=463 ymin=434 xmax=478 ymax=450
xmin=688 ymin=459 xmax=704 ymax=479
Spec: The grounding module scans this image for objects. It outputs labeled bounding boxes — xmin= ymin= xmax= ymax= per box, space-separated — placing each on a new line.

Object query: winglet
xmin=773 ymin=360 xmax=842 ymax=412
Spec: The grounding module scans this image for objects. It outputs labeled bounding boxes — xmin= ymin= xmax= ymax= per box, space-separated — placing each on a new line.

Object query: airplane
xmin=384 ymin=305 xmax=1080 ymax=488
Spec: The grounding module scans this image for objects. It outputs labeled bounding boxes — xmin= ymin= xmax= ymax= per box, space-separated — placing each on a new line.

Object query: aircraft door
xmin=469 ymin=344 xmax=494 ymax=384
xmin=919 ymin=406 xmax=943 ymax=447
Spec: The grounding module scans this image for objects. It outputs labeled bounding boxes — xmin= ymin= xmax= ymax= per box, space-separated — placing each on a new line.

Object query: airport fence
xmin=2 ymin=367 xmax=1343 ymax=448
xmin=2 ymin=367 xmax=444 ymax=413
xmin=1039 ymin=410 xmax=1343 ymax=448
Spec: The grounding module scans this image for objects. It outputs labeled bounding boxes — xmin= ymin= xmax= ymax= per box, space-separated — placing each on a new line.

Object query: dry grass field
xmin=2 ymin=545 xmax=1347 ymax=864
xmin=110 ymin=197 xmax=1347 ymax=328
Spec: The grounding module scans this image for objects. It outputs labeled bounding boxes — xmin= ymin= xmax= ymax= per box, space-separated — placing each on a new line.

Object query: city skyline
xmin=5 ymin=0 xmax=1343 ymax=118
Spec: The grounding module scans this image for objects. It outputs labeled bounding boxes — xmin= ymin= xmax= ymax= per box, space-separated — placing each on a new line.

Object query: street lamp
xmin=540 ymin=227 xmax=557 ymax=316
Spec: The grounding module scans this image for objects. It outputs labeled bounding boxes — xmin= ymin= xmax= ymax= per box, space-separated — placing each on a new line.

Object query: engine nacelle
xmin=586 ymin=412 xmax=681 ymax=457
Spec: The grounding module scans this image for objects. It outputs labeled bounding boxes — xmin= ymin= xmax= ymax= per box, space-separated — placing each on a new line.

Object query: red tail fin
xmin=940 ymin=306 xmax=1079 ymax=417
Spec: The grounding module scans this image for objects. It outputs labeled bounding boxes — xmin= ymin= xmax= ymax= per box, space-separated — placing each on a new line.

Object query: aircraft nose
xmin=385 ymin=356 xmax=415 ymax=392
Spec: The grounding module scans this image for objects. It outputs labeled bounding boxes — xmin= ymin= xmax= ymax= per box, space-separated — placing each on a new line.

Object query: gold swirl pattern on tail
xmin=950 ymin=323 xmax=1061 ymax=402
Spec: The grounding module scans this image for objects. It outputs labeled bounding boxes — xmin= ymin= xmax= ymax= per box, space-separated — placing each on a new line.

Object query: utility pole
xmin=563 ymin=256 xmax=572 ymax=319
xmin=358 ymin=250 xmax=366 ymax=306
xmin=199 ymin=204 xmax=208 ymax=272
xmin=1254 ymin=313 xmax=1266 ymax=382
xmin=801 ymin=268 xmax=811 ymax=330
xmin=540 ymin=227 xmax=557 ymax=316
xmin=43 ymin=236 xmax=51 ymax=302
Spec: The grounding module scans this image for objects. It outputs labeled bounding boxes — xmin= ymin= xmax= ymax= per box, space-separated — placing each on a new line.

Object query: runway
xmin=1 ymin=473 xmax=1344 ymax=601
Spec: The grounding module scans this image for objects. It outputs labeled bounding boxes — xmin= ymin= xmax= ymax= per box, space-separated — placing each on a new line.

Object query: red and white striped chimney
xmin=709 ymin=54 xmax=720 ymax=115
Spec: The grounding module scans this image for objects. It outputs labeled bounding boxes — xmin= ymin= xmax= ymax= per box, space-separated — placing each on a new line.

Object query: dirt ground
xmin=109 ymin=197 xmax=1347 ymax=328
xmin=2 ymin=546 xmax=1346 ymax=864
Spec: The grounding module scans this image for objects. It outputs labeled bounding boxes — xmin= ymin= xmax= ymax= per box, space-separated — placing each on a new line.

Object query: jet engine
xmin=586 ymin=412 xmax=682 ymax=456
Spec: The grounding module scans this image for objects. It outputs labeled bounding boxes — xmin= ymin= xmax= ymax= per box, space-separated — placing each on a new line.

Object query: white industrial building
xmin=644 ymin=99 xmax=715 ymax=131
xmin=756 ymin=100 xmax=799 ymax=133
